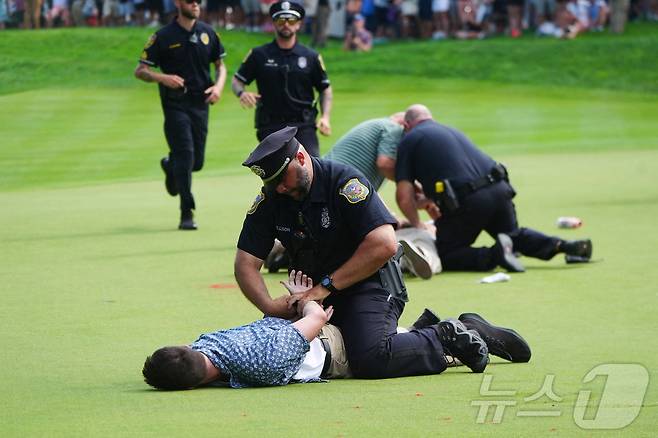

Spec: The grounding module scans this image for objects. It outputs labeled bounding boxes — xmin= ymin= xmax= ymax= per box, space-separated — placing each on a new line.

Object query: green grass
xmin=1 ymin=27 xmax=657 ymax=436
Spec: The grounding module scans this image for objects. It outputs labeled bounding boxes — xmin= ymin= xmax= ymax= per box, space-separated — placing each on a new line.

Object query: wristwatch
xmin=320 ymin=275 xmax=339 ymax=293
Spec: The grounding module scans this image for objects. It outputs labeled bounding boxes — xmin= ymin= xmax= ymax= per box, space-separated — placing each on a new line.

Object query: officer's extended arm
xmin=234 ymin=249 xmax=297 ymax=319
xmin=288 ymin=224 xmax=398 ymax=307
xmin=396 ymin=180 xmax=426 ymax=228
xmin=317 ymin=86 xmax=332 ymax=136
xmin=134 ymin=63 xmax=185 ymax=89
xmin=232 ymin=77 xmax=261 ymax=108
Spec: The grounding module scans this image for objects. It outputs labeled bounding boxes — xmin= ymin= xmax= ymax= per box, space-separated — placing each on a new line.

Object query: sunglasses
xmin=275 ymin=17 xmax=300 ymax=25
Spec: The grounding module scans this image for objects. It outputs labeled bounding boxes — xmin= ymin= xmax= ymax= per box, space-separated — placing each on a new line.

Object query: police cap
xmin=243 ymin=126 xmax=300 ymax=187
xmin=270 ymin=1 xmax=305 ymax=20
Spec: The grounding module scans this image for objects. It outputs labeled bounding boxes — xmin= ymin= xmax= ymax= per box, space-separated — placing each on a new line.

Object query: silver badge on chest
xmin=189 ymin=33 xmax=198 ymax=44
xmin=321 ymin=207 xmax=330 ymax=228
xmin=297 ymin=56 xmax=307 ymax=69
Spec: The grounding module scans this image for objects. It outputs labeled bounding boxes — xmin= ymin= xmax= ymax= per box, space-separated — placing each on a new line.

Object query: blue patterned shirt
xmin=191 ymin=317 xmax=310 ymax=388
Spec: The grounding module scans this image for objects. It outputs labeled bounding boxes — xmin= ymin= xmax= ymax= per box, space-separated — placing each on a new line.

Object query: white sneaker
xmin=399 ymin=239 xmax=432 ymax=280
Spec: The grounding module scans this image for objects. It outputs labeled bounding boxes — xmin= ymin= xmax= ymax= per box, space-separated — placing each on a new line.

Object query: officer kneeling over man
xmin=234 ymin=126 xmax=493 ymax=378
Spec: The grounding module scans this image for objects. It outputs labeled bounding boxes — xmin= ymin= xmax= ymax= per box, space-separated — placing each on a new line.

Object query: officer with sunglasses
xmin=135 ymin=0 xmax=227 ymax=230
xmin=232 ymin=1 xmax=333 ymax=157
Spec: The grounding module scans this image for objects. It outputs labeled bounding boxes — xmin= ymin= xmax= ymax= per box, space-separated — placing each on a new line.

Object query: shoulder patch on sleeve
xmin=144 ymin=33 xmax=157 ymax=49
xmin=339 ymin=178 xmax=369 ymax=204
xmin=318 ymin=54 xmax=326 ymax=72
xmin=247 ymin=189 xmax=266 ymax=214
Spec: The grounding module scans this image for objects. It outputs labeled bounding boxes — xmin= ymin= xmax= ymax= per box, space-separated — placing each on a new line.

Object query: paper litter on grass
xmin=479 ymin=272 xmax=511 ymax=283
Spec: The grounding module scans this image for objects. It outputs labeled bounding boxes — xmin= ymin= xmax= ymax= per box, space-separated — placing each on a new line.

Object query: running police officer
xmin=233 ymin=126 xmax=490 ymax=379
xmin=395 ymin=104 xmax=593 ymax=272
xmin=134 ymin=0 xmax=227 ymax=230
xmin=231 ymin=1 xmax=332 ymax=157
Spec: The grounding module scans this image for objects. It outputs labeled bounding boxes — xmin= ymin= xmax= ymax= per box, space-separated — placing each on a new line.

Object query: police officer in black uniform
xmin=395 ymin=104 xmax=593 ymax=272
xmin=135 ymin=0 xmax=227 ymax=230
xmin=234 ymin=126 xmax=490 ymax=378
xmin=231 ymin=1 xmax=332 ymax=157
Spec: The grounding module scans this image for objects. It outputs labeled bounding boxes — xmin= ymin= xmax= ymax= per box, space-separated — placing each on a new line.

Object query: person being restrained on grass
xmin=395 ymin=104 xmax=593 ymax=273
xmin=142 ymin=270 xmax=531 ymax=389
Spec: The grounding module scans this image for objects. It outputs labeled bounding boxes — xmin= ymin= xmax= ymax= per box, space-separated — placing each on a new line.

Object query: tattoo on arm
xmin=231 ymin=78 xmax=245 ymax=97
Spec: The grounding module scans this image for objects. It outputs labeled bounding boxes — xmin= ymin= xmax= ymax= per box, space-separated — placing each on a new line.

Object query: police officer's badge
xmin=282 ymin=1 xmax=291 ymax=10
xmin=321 ymin=207 xmax=331 ymax=228
xmin=189 ymin=33 xmax=198 ymax=44
xmin=247 ymin=190 xmax=265 ymax=215
xmin=200 ymin=32 xmax=210 ymax=45
xmin=297 ymin=56 xmax=307 ymax=69
xmin=339 ymin=178 xmax=369 ymax=204
xmin=250 ymin=165 xmax=266 ymax=178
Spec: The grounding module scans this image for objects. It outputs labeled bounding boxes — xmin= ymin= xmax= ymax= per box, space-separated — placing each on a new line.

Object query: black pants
xmin=257 ymin=123 xmax=320 ymax=157
xmin=162 ymin=97 xmax=209 ymax=213
xmin=324 ymin=281 xmax=447 ymax=379
xmin=436 ymin=181 xmax=561 ymax=271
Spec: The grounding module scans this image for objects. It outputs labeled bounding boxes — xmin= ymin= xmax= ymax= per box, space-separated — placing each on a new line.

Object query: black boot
xmin=561 ymin=239 xmax=592 ymax=263
xmin=437 ymin=319 xmax=489 ymax=373
xmin=408 ymin=308 xmax=441 ymax=331
xmin=160 ymin=157 xmax=178 ymax=196
xmin=179 ymin=210 xmax=197 ymax=230
xmin=459 ymin=313 xmax=531 ymax=363
xmin=494 ymin=233 xmax=525 ymax=272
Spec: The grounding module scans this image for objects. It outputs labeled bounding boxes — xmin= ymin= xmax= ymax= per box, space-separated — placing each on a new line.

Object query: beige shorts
xmin=319 ymin=324 xmax=352 ymax=379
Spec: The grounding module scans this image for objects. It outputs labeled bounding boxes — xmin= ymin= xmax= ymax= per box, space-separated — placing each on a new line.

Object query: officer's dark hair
xmin=142 ymin=346 xmax=207 ymax=390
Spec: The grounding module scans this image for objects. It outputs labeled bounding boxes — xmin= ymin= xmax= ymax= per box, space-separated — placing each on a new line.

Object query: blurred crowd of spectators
xmin=1 ymin=0 xmax=657 ymax=43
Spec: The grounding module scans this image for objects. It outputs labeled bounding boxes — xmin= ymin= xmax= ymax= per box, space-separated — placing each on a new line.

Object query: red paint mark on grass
xmin=209 ymin=283 xmax=238 ymax=289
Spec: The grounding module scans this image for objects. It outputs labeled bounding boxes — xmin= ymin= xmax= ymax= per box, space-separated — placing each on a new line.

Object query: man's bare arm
xmin=376 ymin=155 xmax=396 ymax=181
xmin=317 ymin=86 xmax=332 ymax=136
xmin=134 ymin=63 xmax=185 ymax=89
xmin=234 ymin=249 xmax=296 ymax=318
xmin=396 ymin=180 xmax=424 ymax=227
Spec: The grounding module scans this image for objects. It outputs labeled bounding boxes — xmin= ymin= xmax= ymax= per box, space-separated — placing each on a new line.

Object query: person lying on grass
xmin=142 ymin=271 xmax=531 ymax=389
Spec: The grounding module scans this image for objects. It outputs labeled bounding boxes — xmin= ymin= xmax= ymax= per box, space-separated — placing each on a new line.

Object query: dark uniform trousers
xmin=325 ymin=279 xmax=448 ymax=379
xmin=162 ymin=94 xmax=209 ymax=213
xmin=257 ymin=124 xmax=320 ymax=158
xmin=436 ymin=181 xmax=562 ymax=271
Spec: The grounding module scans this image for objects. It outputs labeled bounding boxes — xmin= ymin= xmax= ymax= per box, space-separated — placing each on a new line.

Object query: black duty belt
xmin=454 ymin=163 xmax=508 ymax=198
xmin=319 ymin=336 xmax=332 ymax=378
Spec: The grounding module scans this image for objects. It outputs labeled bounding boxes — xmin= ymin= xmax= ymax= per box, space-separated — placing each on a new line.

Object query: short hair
xmin=404 ymin=104 xmax=432 ymax=124
xmin=142 ymin=346 xmax=207 ymax=390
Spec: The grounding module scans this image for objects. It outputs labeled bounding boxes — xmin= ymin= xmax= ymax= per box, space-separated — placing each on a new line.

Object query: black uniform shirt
xmin=139 ymin=18 xmax=226 ymax=96
xmin=395 ymin=120 xmax=496 ymax=200
xmin=238 ymin=158 xmax=395 ymax=284
xmin=234 ymin=41 xmax=330 ymax=119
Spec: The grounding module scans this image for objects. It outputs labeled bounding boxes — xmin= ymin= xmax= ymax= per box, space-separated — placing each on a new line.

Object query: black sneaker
xmin=495 ymin=233 xmax=525 ymax=272
xmin=458 ymin=313 xmax=531 ymax=363
xmin=409 ymin=308 xmax=441 ymax=331
xmin=438 ymin=319 xmax=489 ymax=373
xmin=563 ymin=239 xmax=592 ymax=262
xmin=160 ymin=157 xmax=178 ymax=197
xmin=179 ymin=210 xmax=197 ymax=230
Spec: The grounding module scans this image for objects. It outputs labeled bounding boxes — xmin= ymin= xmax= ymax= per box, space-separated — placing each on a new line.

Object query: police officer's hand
xmin=159 ymin=74 xmax=185 ymax=90
xmin=280 ymin=269 xmax=313 ymax=295
xmin=287 ymin=284 xmax=330 ymax=310
xmin=205 ymin=84 xmax=222 ymax=105
xmin=317 ymin=116 xmax=331 ymax=136
xmin=239 ymin=91 xmax=261 ymax=108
